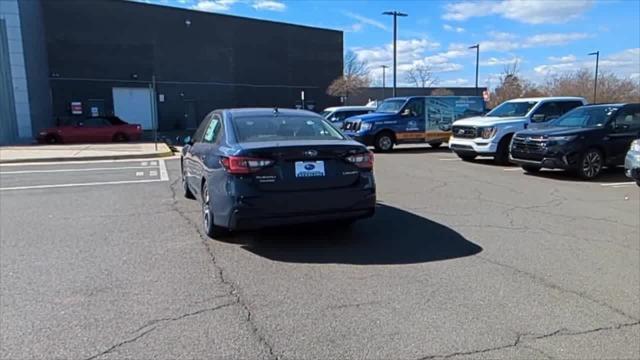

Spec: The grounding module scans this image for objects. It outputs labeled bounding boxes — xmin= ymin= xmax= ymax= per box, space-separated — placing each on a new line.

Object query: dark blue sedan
xmin=181 ymin=108 xmax=376 ymax=238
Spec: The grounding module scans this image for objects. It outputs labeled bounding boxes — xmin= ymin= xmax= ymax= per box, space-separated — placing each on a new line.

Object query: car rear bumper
xmin=222 ymin=190 xmax=377 ymax=230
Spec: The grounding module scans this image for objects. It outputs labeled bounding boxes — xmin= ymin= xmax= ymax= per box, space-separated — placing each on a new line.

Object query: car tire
xmin=112 ymin=133 xmax=129 ymax=142
xmin=522 ymin=165 xmax=541 ymax=173
xmin=45 ymin=134 xmax=61 ymax=144
xmin=201 ymin=181 xmax=228 ymax=238
xmin=494 ymin=134 xmax=512 ymax=165
xmin=373 ymin=132 xmax=394 ymax=152
xmin=430 ymin=142 xmax=443 ymax=149
xmin=182 ymin=164 xmax=195 ymax=199
xmin=457 ymin=153 xmax=476 ymax=161
xmin=577 ymin=148 xmax=604 ymax=180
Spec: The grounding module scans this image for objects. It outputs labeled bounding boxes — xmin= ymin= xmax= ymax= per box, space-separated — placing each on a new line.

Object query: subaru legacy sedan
xmin=181 ymin=108 xmax=376 ymax=238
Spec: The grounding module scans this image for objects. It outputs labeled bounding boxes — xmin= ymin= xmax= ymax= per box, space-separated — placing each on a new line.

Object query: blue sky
xmin=140 ymin=0 xmax=639 ymax=88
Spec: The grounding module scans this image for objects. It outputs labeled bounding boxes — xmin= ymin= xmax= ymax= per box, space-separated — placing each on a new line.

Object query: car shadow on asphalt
xmin=522 ymin=167 xmax=632 ymax=184
xmin=379 ymin=146 xmax=452 ymax=154
xmin=236 ymin=204 xmax=483 ymax=265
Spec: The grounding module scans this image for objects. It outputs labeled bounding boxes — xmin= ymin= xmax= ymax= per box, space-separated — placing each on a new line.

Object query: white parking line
xmin=0 ymin=179 xmax=167 ymax=191
xmin=438 ymin=158 xmax=460 ymax=161
xmin=0 ymin=166 xmax=158 ymax=175
xmin=503 ymin=168 xmax=523 ymax=171
xmin=159 ymin=159 xmax=169 ymax=181
xmin=0 ymin=155 xmax=179 ymax=167
xmin=600 ymin=182 xmax=636 ymax=187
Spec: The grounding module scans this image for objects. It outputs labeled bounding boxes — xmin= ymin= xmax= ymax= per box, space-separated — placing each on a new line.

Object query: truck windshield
xmin=487 ymin=101 xmax=537 ymax=117
xmin=551 ymin=106 xmax=620 ymax=128
xmin=376 ymin=99 xmax=406 ymax=113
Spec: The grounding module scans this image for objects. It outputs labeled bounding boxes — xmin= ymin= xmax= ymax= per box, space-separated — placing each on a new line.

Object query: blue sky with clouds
xmin=140 ymin=0 xmax=639 ymax=88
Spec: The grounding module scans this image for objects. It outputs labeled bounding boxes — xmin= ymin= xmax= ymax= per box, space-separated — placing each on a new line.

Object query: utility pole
xmin=383 ymin=11 xmax=408 ymax=97
xmin=469 ymin=44 xmax=480 ymax=96
xmin=588 ymin=51 xmax=600 ymax=103
xmin=381 ymin=65 xmax=388 ymax=99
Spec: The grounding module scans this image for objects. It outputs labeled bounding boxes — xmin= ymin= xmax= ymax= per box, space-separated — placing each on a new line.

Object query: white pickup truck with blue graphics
xmin=342 ymin=96 xmax=485 ymax=152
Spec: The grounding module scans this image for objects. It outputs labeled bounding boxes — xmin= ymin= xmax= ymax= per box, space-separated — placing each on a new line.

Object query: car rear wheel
xmin=457 ymin=153 xmax=476 ymax=161
xmin=577 ymin=148 xmax=604 ymax=180
xmin=112 ymin=133 xmax=129 ymax=142
xmin=201 ymin=182 xmax=228 ymax=238
xmin=430 ymin=142 xmax=442 ymax=149
xmin=45 ymin=134 xmax=61 ymax=144
xmin=522 ymin=165 xmax=541 ymax=173
xmin=374 ymin=132 xmax=394 ymax=152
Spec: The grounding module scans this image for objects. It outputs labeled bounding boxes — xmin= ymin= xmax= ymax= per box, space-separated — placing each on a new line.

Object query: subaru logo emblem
xmin=304 ymin=150 xmax=318 ymax=157
xmin=304 ymin=163 xmax=315 ymax=170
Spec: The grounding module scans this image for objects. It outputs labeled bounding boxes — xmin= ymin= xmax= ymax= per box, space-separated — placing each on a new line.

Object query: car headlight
xmin=480 ymin=127 xmax=497 ymax=139
xmin=631 ymin=140 xmax=640 ymax=152
xmin=547 ymin=135 xmax=577 ymax=142
xmin=359 ymin=122 xmax=372 ymax=131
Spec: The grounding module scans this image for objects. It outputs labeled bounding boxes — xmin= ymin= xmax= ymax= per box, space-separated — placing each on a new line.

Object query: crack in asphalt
xmin=476 ymin=255 xmax=639 ymax=322
xmin=167 ymin=176 xmax=277 ymax=360
xmin=132 ymin=301 xmax=236 ymax=333
xmin=84 ymin=326 xmax=158 ymax=360
xmin=417 ymin=321 xmax=640 ymax=360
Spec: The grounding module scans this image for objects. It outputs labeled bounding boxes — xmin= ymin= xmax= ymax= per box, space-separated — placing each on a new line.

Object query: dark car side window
xmin=613 ymin=106 xmax=640 ymax=132
xmin=193 ymin=114 xmax=212 ymax=143
xmin=532 ymin=102 xmax=562 ymax=122
xmin=559 ymin=101 xmax=584 ymax=114
xmin=203 ymin=116 xmax=222 ymax=143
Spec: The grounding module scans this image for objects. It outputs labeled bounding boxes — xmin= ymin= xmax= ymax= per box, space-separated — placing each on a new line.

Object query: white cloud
xmin=192 ymin=0 xmax=237 ymax=12
xmin=548 ymin=55 xmax=577 ymax=63
xmin=252 ymin=0 xmax=285 ymax=11
xmin=523 ymin=33 xmax=590 ymax=47
xmin=480 ymin=56 xmax=522 ymax=66
xmin=443 ymin=0 xmax=594 ymax=24
xmin=345 ymin=23 xmax=364 ymax=32
xmin=343 ymin=11 xmax=389 ymax=31
xmin=478 ymin=32 xmax=589 ymax=52
xmin=443 ymin=24 xmax=465 ymax=33
xmin=534 ymin=48 xmax=640 ymax=78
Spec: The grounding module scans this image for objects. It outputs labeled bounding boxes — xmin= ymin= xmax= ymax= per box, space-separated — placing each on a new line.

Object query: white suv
xmin=449 ymin=97 xmax=587 ymax=164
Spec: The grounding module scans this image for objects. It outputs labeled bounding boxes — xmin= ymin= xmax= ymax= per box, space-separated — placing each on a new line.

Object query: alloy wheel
xmin=582 ymin=151 xmax=602 ymax=179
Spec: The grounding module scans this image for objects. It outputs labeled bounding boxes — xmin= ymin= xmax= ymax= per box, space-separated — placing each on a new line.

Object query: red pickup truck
xmin=37 ymin=116 xmax=142 ymax=144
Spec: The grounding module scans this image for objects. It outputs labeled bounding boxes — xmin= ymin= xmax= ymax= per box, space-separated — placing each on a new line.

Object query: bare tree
xmin=543 ymin=68 xmax=640 ymax=103
xmin=326 ymin=51 xmax=370 ymax=104
xmin=430 ymin=88 xmax=454 ymax=96
xmin=405 ymin=64 xmax=438 ymax=88
xmin=489 ymin=59 xmax=543 ymax=107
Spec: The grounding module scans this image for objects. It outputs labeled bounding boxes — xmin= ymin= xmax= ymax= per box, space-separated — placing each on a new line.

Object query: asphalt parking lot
xmin=1 ymin=148 xmax=638 ymax=359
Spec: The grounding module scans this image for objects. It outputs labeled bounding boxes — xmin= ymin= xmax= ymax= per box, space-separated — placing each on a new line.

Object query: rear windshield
xmin=551 ymin=106 xmax=621 ymax=128
xmin=487 ymin=101 xmax=537 ymax=117
xmin=232 ymin=115 xmax=345 ymax=143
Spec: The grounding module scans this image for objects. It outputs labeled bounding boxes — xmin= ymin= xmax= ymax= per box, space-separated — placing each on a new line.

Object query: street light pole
xmin=381 ymin=65 xmax=388 ymax=99
xmin=469 ymin=44 xmax=480 ymax=96
xmin=588 ymin=51 xmax=600 ymax=103
xmin=383 ymin=11 xmax=407 ymax=97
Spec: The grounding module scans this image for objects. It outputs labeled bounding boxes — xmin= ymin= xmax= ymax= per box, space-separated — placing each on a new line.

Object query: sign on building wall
xmin=71 ymin=102 xmax=82 ymax=115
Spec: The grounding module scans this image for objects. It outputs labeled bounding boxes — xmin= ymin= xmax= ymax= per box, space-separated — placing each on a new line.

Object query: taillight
xmin=220 ymin=156 xmax=274 ymax=174
xmin=345 ymin=151 xmax=374 ymax=169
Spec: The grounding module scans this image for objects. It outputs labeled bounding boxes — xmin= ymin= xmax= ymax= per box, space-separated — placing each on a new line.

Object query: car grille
xmin=511 ymin=136 xmax=547 ymax=153
xmin=451 ymin=126 xmax=477 ymax=138
xmin=343 ymin=121 xmax=360 ymax=131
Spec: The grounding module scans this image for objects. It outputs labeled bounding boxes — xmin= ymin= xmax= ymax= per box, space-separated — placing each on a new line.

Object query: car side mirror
xmin=401 ymin=109 xmax=411 ymax=117
xmin=183 ymin=136 xmax=193 ymax=146
xmin=531 ymin=114 xmax=545 ymax=122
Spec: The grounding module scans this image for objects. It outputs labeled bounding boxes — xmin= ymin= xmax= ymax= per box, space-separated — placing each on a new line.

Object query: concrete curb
xmin=0 ymin=150 xmax=175 ymax=164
